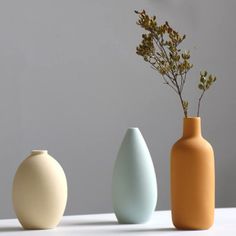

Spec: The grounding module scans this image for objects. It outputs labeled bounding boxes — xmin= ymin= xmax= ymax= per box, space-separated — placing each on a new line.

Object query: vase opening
xmin=31 ymin=150 xmax=48 ymax=155
xmin=128 ymin=127 xmax=139 ymax=130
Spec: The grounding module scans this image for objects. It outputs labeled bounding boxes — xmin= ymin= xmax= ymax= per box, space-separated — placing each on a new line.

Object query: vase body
xmin=171 ymin=117 xmax=215 ymax=230
xmin=12 ymin=150 xmax=67 ymax=229
xmin=112 ymin=128 xmax=157 ymax=224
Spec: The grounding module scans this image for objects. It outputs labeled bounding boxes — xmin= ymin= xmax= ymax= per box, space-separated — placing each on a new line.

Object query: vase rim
xmin=31 ymin=150 xmax=48 ymax=155
xmin=128 ymin=127 xmax=139 ymax=130
xmin=184 ymin=116 xmax=201 ymax=120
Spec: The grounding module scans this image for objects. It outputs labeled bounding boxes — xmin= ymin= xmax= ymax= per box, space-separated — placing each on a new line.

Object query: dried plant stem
xmin=177 ymin=85 xmax=188 ymax=118
xmin=197 ymin=90 xmax=205 ymax=117
xmin=156 ymin=38 xmax=188 ymax=118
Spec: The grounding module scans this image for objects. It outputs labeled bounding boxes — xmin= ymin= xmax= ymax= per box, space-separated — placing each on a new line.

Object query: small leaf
xmin=198 ymin=84 xmax=204 ymax=90
xmin=200 ymin=76 xmax=206 ymax=83
xmin=208 ymin=74 xmax=213 ymax=82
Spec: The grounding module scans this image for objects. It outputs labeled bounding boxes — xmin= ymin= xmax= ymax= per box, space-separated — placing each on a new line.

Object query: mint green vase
xmin=112 ymin=128 xmax=157 ymax=224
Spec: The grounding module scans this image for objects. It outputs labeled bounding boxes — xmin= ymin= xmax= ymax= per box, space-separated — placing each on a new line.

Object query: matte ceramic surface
xmin=171 ymin=117 xmax=215 ymax=230
xmin=112 ymin=128 xmax=157 ymax=224
xmin=12 ymin=150 xmax=67 ymax=229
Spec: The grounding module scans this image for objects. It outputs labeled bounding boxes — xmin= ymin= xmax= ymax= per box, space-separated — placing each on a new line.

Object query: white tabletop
xmin=0 ymin=208 xmax=235 ymax=235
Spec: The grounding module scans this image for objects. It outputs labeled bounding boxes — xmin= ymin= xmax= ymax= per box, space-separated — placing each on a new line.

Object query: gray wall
xmin=0 ymin=0 xmax=235 ymax=219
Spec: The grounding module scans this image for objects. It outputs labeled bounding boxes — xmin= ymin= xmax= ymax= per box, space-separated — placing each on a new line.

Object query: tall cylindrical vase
xmin=112 ymin=128 xmax=157 ymax=224
xmin=171 ymin=117 xmax=215 ymax=230
xmin=12 ymin=150 xmax=67 ymax=229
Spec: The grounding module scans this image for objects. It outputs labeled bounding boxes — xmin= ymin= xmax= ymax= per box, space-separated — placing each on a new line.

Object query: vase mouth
xmin=31 ymin=150 xmax=48 ymax=155
xmin=184 ymin=116 xmax=201 ymax=120
xmin=128 ymin=127 xmax=139 ymax=130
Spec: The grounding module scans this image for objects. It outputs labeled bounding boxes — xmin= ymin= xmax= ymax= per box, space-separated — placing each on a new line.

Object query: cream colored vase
xmin=12 ymin=150 xmax=67 ymax=229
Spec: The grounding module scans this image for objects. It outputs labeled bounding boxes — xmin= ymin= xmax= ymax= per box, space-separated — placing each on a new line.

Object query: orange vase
xmin=171 ymin=117 xmax=215 ymax=230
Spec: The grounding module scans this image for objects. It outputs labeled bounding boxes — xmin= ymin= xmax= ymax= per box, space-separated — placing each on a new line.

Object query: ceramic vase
xmin=12 ymin=150 xmax=67 ymax=229
xmin=112 ymin=128 xmax=157 ymax=224
xmin=171 ymin=117 xmax=215 ymax=230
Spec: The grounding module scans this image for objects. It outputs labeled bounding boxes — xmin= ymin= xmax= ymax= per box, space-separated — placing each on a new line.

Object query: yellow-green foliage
xmin=135 ymin=10 xmax=217 ymax=117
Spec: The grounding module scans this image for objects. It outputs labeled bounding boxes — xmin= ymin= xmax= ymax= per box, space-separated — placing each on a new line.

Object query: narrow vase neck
xmin=183 ymin=117 xmax=202 ymax=138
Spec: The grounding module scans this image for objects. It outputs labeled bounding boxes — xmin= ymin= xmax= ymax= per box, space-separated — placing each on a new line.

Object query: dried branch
xmin=135 ymin=10 xmax=217 ymax=117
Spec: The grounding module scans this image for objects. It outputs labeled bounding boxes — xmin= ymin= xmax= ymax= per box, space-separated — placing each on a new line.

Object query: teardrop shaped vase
xmin=112 ymin=128 xmax=157 ymax=224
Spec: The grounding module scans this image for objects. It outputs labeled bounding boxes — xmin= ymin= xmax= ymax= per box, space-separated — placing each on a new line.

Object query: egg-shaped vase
xmin=12 ymin=150 xmax=67 ymax=229
xmin=171 ymin=117 xmax=215 ymax=230
xmin=112 ymin=128 xmax=157 ymax=224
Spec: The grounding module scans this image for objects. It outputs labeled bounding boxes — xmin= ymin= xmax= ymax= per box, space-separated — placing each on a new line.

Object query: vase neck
xmin=183 ymin=117 xmax=202 ymax=138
